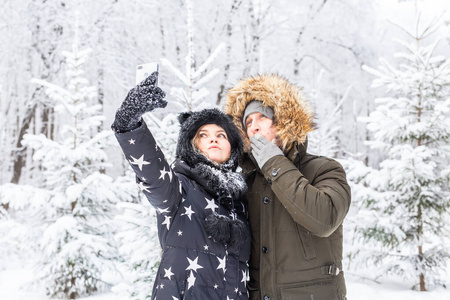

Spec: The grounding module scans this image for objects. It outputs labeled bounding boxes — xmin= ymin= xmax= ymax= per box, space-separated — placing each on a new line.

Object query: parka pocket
xmin=295 ymin=224 xmax=316 ymax=260
xmin=279 ymin=279 xmax=337 ymax=300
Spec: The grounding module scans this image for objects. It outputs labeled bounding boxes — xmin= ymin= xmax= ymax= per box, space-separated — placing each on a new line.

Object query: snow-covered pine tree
xmin=351 ymin=18 xmax=450 ymax=291
xmin=145 ymin=0 xmax=225 ymax=160
xmin=113 ymin=187 xmax=160 ymax=300
xmin=21 ymin=44 xmax=132 ymax=299
xmin=309 ymin=84 xmax=353 ymax=157
xmin=161 ymin=0 xmax=225 ymax=110
xmin=0 ymin=183 xmax=46 ymax=269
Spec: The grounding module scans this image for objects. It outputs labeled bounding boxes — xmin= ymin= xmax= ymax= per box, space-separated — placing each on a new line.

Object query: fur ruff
xmin=224 ymin=73 xmax=317 ymax=152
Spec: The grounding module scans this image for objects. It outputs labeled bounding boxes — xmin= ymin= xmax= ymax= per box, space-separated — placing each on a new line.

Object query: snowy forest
xmin=1 ymin=0 xmax=450 ymax=299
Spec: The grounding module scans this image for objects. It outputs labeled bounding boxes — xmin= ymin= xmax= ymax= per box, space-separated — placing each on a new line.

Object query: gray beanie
xmin=243 ymin=100 xmax=274 ymax=129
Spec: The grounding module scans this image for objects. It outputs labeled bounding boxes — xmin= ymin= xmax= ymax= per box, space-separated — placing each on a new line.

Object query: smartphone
xmin=135 ymin=62 xmax=159 ymax=85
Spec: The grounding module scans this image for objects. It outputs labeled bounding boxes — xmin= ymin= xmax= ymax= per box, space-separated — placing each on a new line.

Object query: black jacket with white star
xmin=115 ymin=121 xmax=251 ymax=300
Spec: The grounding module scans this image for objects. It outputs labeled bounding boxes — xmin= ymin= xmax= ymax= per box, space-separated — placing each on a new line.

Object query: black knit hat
xmin=176 ymin=108 xmax=243 ymax=171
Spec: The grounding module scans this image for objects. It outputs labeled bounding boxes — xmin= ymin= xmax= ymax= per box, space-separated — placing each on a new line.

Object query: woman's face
xmin=195 ymin=124 xmax=231 ymax=165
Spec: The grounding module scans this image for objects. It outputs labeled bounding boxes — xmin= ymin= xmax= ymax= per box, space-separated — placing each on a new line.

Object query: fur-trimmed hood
xmin=224 ymin=74 xmax=316 ymax=152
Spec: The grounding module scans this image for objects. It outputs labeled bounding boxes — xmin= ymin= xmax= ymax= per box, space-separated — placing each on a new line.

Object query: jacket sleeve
xmin=114 ymin=121 xmax=182 ymax=215
xmin=261 ymin=155 xmax=351 ymax=238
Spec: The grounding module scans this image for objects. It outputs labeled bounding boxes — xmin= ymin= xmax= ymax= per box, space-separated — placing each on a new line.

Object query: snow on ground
xmin=0 ymin=267 xmax=122 ymax=300
xmin=0 ymin=268 xmax=47 ymax=300
xmin=1 ymin=267 xmax=449 ymax=300
xmin=345 ymin=272 xmax=450 ymax=300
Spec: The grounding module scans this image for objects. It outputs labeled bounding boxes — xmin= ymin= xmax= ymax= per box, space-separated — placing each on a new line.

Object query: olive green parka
xmin=224 ymin=74 xmax=351 ymax=300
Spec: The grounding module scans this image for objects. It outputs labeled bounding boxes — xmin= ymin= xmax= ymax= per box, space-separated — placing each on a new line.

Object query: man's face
xmin=244 ymin=112 xmax=278 ymax=141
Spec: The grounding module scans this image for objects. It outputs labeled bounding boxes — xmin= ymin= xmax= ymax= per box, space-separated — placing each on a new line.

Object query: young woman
xmin=111 ymin=72 xmax=250 ymax=300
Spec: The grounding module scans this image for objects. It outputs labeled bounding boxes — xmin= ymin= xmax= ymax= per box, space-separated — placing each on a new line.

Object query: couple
xmin=111 ymin=72 xmax=351 ymax=300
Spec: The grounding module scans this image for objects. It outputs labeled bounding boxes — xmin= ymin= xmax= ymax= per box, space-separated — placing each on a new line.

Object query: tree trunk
xmin=217 ymin=0 xmax=242 ymax=105
xmin=11 ymin=100 xmax=38 ymax=184
xmin=418 ymin=245 xmax=426 ymax=291
xmin=293 ymin=0 xmax=328 ymax=76
xmin=11 ymin=0 xmax=64 ymax=184
xmin=41 ymin=107 xmax=55 ymax=139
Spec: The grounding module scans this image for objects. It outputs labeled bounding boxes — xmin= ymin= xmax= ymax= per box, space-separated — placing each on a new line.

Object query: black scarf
xmin=172 ymin=159 xmax=248 ymax=247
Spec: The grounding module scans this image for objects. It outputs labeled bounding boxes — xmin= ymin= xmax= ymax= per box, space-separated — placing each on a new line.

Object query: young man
xmin=224 ymin=74 xmax=351 ymax=300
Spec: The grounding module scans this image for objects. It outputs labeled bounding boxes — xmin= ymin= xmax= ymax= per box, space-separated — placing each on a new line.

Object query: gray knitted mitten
xmin=250 ymin=134 xmax=284 ymax=169
xmin=111 ymin=71 xmax=166 ymax=133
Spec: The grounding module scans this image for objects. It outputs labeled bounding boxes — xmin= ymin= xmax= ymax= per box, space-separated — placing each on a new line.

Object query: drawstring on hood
xmin=173 ymin=108 xmax=248 ymax=247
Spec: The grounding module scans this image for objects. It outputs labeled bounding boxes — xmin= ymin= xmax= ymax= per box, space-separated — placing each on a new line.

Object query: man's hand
xmin=250 ymin=134 xmax=284 ymax=169
xmin=111 ymin=71 xmax=167 ymax=133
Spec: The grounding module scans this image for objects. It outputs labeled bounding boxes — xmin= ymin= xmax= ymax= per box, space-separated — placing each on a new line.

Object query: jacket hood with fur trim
xmin=224 ymin=74 xmax=316 ymax=152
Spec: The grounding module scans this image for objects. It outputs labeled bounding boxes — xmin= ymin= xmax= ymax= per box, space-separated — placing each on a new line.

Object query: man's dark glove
xmin=250 ymin=134 xmax=284 ymax=169
xmin=111 ymin=72 xmax=167 ymax=133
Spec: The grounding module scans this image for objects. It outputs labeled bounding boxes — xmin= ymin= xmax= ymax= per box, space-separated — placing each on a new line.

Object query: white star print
xmin=204 ymin=245 xmax=209 ymax=251
xmin=157 ymin=207 xmax=170 ymax=214
xmin=235 ymin=288 xmax=238 ymax=293
xmin=204 ymin=197 xmax=218 ymax=212
xmin=160 ymin=284 xmax=164 ymax=289
xmin=164 ymin=267 xmax=175 ymax=280
xmin=137 ymin=182 xmax=151 ymax=193
xmin=129 ymin=154 xmax=150 ymax=171
xmin=181 ymin=205 xmax=195 ymax=220
xmin=241 ymin=270 xmax=247 ymax=286
xmin=186 ymin=256 xmax=204 ymax=273
xmin=214 ymin=284 xmax=218 ymax=289
xmin=187 ymin=271 xmax=196 ymax=289
xmin=128 ymin=139 xmax=135 ymax=144
xmin=162 ymin=215 xmax=171 ymax=230
xmin=177 ymin=230 xmax=183 ymax=236
xmin=172 ymin=297 xmax=178 ymax=300
xmin=159 ymin=167 xmax=173 ymax=182
xmin=217 ymin=255 xmax=226 ymax=273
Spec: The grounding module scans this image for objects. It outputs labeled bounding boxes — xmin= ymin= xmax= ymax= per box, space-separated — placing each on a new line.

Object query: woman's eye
xmin=218 ymin=133 xmax=227 ymax=139
xmin=199 ymin=133 xmax=207 ymax=138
